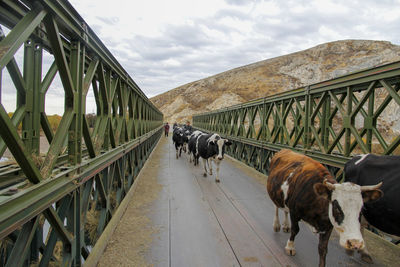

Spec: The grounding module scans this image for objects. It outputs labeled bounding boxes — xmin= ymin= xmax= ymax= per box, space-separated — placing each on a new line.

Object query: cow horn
xmin=360 ymin=182 xmax=382 ymax=191
xmin=323 ymin=179 xmax=336 ymax=190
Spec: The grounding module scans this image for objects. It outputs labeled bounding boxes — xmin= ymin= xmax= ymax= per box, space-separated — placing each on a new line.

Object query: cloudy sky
xmin=68 ymin=0 xmax=400 ymax=99
xmin=2 ymin=0 xmax=400 ymax=114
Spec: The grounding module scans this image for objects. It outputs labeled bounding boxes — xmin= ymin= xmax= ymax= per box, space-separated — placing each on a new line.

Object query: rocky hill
xmin=150 ymin=40 xmax=400 ymax=123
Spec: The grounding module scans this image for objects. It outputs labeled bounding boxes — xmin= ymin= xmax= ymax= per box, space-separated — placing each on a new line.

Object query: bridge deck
xmin=98 ymin=135 xmax=399 ymax=267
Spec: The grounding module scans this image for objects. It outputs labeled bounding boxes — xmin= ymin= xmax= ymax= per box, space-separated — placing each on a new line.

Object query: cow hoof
xmin=203 ymin=173 xmax=207 ymax=177
xmin=273 ymin=225 xmax=280 ymax=232
xmin=360 ymin=253 xmax=373 ymax=264
xmin=285 ymin=247 xmax=296 ymax=256
xmin=215 ymin=179 xmax=220 ymax=183
xmin=282 ymin=225 xmax=290 ymax=233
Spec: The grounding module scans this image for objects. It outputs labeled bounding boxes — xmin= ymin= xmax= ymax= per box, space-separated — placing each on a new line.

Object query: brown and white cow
xmin=267 ymin=149 xmax=383 ymax=267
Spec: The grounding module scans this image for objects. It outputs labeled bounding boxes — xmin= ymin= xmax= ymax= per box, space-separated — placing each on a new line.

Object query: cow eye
xmin=332 ymin=200 xmax=344 ymax=225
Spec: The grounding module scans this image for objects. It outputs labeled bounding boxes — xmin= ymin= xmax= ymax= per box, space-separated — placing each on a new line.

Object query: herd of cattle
xmin=171 ymin=125 xmax=399 ymax=267
xmin=172 ymin=125 xmax=231 ymax=183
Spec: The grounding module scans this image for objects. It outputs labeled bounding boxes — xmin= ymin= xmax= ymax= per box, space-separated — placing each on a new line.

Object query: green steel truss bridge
xmin=0 ymin=0 xmax=399 ymax=266
xmin=0 ymin=1 xmax=162 ymax=266
xmin=194 ymin=60 xmax=400 ymax=180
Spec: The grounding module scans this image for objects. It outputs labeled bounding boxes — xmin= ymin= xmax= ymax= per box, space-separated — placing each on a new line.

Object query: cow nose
xmin=217 ymin=156 xmax=223 ymax=160
xmin=346 ymin=239 xmax=364 ymax=250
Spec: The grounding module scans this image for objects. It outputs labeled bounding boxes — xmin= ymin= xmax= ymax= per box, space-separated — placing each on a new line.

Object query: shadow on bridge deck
xmin=98 ymin=135 xmax=399 ymax=267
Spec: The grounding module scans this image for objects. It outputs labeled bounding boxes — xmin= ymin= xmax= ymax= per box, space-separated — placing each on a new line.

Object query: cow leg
xmin=203 ymin=158 xmax=208 ymax=177
xmin=208 ymin=158 xmax=213 ymax=175
xmin=285 ymin=215 xmax=300 ymax=256
xmin=273 ymin=206 xmax=281 ymax=232
xmin=214 ymin=160 xmax=221 ymax=183
xmin=282 ymin=211 xmax=290 ymax=233
xmin=318 ymin=227 xmax=333 ymax=267
xmin=359 ymin=245 xmax=373 ymax=263
xmin=179 ymin=146 xmax=182 ymax=157
xmin=358 ymin=216 xmax=373 ymax=263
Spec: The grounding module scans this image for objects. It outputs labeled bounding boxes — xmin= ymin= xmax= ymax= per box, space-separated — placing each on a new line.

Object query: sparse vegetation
xmin=5 ymin=113 xmax=96 ymax=133
xmin=151 ymin=40 xmax=400 ymax=124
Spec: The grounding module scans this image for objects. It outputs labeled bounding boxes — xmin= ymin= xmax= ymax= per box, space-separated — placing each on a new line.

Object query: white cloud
xmin=162 ymin=59 xmax=181 ymax=67
xmin=313 ymin=0 xmax=350 ymax=15
xmin=318 ymin=25 xmax=345 ymax=41
xmin=251 ymin=1 xmax=281 ymax=17
xmin=68 ymin=0 xmax=400 ymax=99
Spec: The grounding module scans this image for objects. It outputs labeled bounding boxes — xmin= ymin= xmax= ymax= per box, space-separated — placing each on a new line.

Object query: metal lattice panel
xmin=194 ymin=61 xmax=400 ymax=178
xmin=0 ymin=1 xmax=163 ymax=265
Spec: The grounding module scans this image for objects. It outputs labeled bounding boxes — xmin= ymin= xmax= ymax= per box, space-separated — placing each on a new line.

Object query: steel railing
xmin=194 ymin=60 xmax=400 ymax=179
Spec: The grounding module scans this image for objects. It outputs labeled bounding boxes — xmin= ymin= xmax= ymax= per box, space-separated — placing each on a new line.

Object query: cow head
xmin=184 ymin=130 xmax=192 ymax=142
xmin=175 ymin=127 xmax=184 ymax=136
xmin=314 ymin=180 xmax=383 ymax=251
xmin=207 ymin=134 xmax=232 ymax=160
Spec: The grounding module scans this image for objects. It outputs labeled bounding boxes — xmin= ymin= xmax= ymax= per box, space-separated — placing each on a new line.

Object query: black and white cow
xmin=344 ymin=153 xmax=400 ymax=262
xmin=172 ymin=127 xmax=187 ymax=159
xmin=268 ymin=149 xmax=383 ymax=267
xmin=196 ymin=133 xmax=232 ymax=183
xmin=183 ymin=129 xmax=192 ymax=153
xmin=188 ymin=130 xmax=203 ymax=165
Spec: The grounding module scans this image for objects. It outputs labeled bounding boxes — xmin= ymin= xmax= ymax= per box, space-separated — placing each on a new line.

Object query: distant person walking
xmin=184 ymin=121 xmax=193 ymax=132
xmin=164 ymin=122 xmax=170 ymax=137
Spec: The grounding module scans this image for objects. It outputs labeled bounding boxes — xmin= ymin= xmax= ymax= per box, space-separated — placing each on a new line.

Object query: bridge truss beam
xmin=0 ymin=0 xmax=163 ymax=266
xmin=194 ymin=61 xmax=400 ymax=179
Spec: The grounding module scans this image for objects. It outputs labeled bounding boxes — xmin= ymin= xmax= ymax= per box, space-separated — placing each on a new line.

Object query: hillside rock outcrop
xmin=151 ymin=40 xmax=400 ymax=124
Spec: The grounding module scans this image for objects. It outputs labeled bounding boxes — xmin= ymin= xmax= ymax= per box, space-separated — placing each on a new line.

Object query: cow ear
xmin=314 ymin=183 xmax=332 ymax=200
xmin=225 ymin=140 xmax=232 ymax=146
xmin=362 ymin=189 xmax=383 ymax=203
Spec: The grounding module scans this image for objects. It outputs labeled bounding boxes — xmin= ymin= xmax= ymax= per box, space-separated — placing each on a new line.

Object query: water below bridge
xmin=97 ymin=135 xmax=399 ymax=267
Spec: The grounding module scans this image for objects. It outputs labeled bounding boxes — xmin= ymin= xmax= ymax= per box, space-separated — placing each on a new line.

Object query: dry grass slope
xmin=150 ymin=40 xmax=400 ymax=124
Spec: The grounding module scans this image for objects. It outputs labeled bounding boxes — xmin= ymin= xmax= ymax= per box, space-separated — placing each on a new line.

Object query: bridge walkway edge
xmin=84 ymin=134 xmax=164 ymax=267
